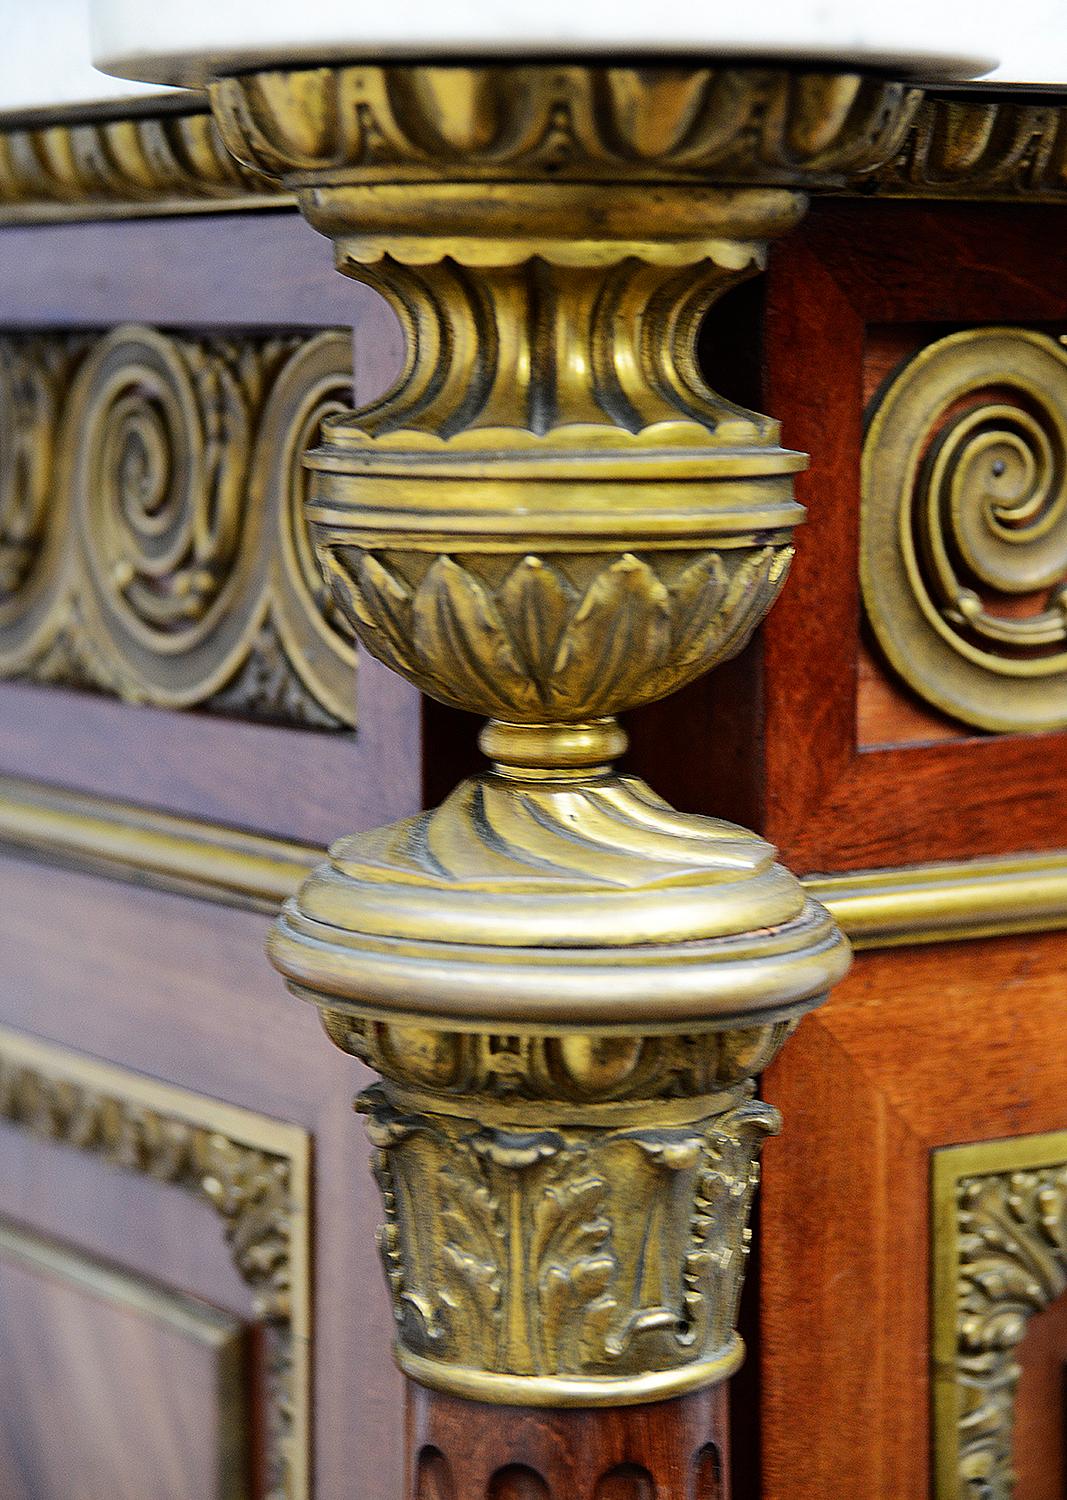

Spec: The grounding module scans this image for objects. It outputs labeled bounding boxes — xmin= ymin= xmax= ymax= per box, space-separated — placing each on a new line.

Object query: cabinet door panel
xmin=0 ymin=1222 xmax=247 ymax=1500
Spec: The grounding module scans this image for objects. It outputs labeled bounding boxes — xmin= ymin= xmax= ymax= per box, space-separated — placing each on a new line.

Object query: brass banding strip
xmin=396 ymin=1335 xmax=745 ymax=1408
xmin=1 ymin=775 xmax=1064 ymax=950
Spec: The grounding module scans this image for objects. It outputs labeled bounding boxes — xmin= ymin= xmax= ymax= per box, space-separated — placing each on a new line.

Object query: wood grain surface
xmin=635 ymin=201 xmax=1067 ymax=870
xmin=408 ymin=1384 xmax=727 ymax=1500
xmin=760 ymin=200 xmax=1067 ymax=869
xmin=759 ymin=929 xmax=1067 ymax=1500
xmin=0 ymin=852 xmax=402 ymax=1500
xmin=0 ymin=1225 xmax=246 ymax=1500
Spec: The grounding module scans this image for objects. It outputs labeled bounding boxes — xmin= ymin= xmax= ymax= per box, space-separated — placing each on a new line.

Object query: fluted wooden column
xmin=203 ymin=64 xmax=919 ymax=1498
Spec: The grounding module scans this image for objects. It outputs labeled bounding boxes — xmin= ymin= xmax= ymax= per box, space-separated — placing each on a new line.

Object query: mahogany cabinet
xmin=1 ymin=77 xmax=1066 ymax=1500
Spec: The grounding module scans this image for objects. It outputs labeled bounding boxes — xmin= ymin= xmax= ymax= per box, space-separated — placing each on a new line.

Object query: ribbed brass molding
xmin=7 ymin=87 xmax=1067 ymax=227
xmin=194 ymin=62 xmax=933 ymax=1412
xmin=0 ymin=103 xmax=287 ymax=223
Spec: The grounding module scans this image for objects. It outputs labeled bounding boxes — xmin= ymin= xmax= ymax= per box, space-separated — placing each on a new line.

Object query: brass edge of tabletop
xmin=4 ymin=87 xmax=1067 ymax=225
xmin=0 ymin=102 xmax=290 ymax=225
xmin=0 ymin=773 xmax=1065 ymax=947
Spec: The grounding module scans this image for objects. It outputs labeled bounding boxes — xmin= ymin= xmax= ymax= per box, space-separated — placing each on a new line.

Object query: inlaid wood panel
xmin=761 ymin=202 xmax=1067 ymax=869
xmin=0 ymin=1221 xmax=247 ymax=1500
xmin=632 ymin=202 xmax=1067 ymax=869
xmin=0 ymin=849 xmax=402 ymax=1500
xmin=1014 ymin=1293 xmax=1067 ymax=1500
xmin=758 ymin=929 xmax=1067 ymax=1500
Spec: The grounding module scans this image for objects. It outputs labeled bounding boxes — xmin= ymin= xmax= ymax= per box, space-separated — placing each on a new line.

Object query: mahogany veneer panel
xmin=0 ymin=1229 xmax=245 ymax=1500
xmin=760 ymin=201 xmax=1067 ymax=869
xmin=629 ymin=203 xmax=1067 ymax=869
xmin=0 ymin=851 xmax=401 ymax=1500
xmin=0 ymin=214 xmax=402 ymax=385
xmin=0 ymin=659 xmax=421 ymax=849
xmin=1014 ymin=1293 xmax=1067 ymax=1500
xmin=759 ymin=929 xmax=1067 ymax=1500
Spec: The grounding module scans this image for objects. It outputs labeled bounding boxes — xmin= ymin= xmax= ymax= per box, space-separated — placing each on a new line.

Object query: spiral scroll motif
xmin=861 ymin=328 xmax=1067 ymax=732
xmin=74 ymin=325 xmax=262 ymax=703
xmin=0 ymin=325 xmax=357 ymax=726
xmin=0 ymin=336 xmax=86 ymax=675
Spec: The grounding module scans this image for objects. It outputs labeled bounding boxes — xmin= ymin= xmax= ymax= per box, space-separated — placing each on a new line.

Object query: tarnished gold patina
xmin=198 ymin=62 xmax=920 ymax=1404
xmin=862 ymin=327 xmax=1067 ymax=733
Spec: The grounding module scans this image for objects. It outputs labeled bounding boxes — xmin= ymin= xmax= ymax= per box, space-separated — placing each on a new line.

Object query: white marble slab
xmin=91 ymin=0 xmax=1002 ymax=83
xmin=0 ymin=0 xmax=178 ymax=121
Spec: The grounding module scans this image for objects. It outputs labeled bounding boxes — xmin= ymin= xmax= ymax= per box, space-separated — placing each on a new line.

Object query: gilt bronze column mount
xmin=205 ymin=58 xmax=914 ymax=1454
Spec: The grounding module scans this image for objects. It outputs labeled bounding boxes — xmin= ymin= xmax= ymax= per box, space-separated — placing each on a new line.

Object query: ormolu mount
xmin=206 ymin=63 xmax=920 ymax=1406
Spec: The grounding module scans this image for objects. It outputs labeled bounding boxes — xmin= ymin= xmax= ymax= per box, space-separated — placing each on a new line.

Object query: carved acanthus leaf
xmin=323 ymin=546 xmax=791 ymax=722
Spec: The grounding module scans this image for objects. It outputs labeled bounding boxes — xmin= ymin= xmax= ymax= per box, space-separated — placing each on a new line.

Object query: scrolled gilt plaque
xmin=0 ymin=324 xmax=356 ymax=728
xmin=862 ymin=327 xmax=1067 ymax=733
xmin=933 ymin=1131 xmax=1067 ymax=1500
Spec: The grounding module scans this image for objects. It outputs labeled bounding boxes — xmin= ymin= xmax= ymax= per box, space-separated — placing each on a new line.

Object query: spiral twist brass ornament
xmin=201 ymin=61 xmax=911 ymax=1405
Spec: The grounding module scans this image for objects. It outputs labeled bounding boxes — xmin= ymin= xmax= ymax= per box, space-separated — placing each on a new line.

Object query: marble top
xmin=3 ymin=0 xmax=1067 ymax=127
xmin=0 ymin=0 xmax=176 ymax=121
xmin=91 ymin=0 xmax=1004 ymax=83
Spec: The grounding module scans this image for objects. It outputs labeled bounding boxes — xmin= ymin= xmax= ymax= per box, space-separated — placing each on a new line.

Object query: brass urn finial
xmin=204 ymin=61 xmax=920 ymax=1407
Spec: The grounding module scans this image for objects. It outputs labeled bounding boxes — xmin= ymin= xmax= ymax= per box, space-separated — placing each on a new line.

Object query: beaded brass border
xmin=0 ymin=1024 xmax=311 ymax=1500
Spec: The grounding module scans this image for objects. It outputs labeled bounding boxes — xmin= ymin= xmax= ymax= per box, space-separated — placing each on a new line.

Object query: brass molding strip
xmin=932 ymin=1131 xmax=1067 ymax=1499
xmin=0 ymin=774 xmax=319 ymax=913
xmin=805 ymin=854 xmax=1067 ymax=948
xmin=3 ymin=89 xmax=1067 ymax=225
xmin=0 ymin=104 xmax=290 ymax=224
xmin=2 ymin=774 xmax=1067 ymax=949
xmin=0 ymin=1022 xmax=311 ymax=1499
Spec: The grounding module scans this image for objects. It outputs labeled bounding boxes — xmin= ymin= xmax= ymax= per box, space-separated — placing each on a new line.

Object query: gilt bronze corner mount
xmin=933 ymin=1132 xmax=1067 ymax=1500
xmin=198 ymin=63 xmax=922 ymax=1411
